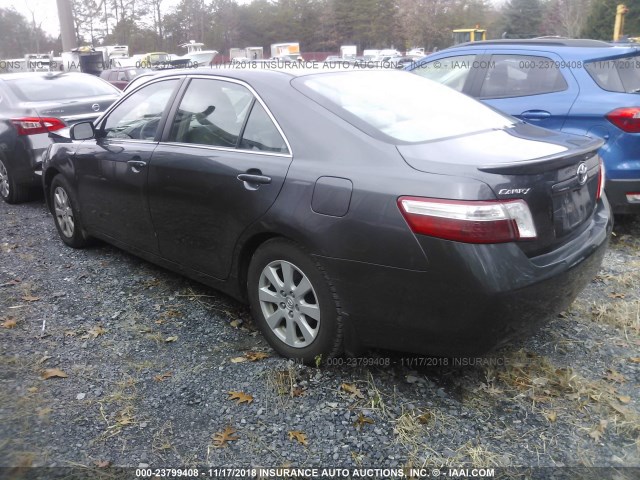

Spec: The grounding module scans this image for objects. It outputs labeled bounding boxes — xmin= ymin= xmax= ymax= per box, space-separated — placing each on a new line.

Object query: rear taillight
xmin=605 ymin=107 xmax=640 ymax=133
xmin=11 ymin=117 xmax=66 ymax=136
xmin=398 ymin=197 xmax=537 ymax=244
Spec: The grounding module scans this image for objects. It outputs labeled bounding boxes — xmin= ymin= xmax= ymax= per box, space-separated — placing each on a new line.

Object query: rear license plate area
xmin=552 ymin=184 xmax=594 ymax=237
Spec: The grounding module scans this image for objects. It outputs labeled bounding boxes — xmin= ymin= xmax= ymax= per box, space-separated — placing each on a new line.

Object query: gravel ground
xmin=1 ymin=198 xmax=639 ymax=478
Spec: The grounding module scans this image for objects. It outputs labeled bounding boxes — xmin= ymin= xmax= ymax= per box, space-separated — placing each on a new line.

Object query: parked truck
xmin=95 ymin=45 xmax=129 ymax=68
xmin=340 ymin=45 xmax=357 ymax=59
xmin=270 ymin=42 xmax=302 ymax=60
xmin=230 ymin=46 xmax=264 ymax=61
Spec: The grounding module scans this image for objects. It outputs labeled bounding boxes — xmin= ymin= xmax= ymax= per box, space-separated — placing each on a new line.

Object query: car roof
xmin=136 ymin=65 xmax=389 ymax=82
xmin=441 ymin=38 xmax=640 ymax=60
xmin=0 ymin=71 xmax=91 ymax=81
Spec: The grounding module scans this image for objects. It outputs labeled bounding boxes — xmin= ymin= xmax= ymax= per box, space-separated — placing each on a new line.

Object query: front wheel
xmin=247 ymin=239 xmax=342 ymax=364
xmin=50 ymin=175 xmax=92 ymax=248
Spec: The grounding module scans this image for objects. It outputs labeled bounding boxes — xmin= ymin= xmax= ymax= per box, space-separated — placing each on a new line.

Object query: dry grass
xmin=481 ymin=350 xmax=639 ymax=438
xmin=590 ymin=300 xmax=640 ymax=335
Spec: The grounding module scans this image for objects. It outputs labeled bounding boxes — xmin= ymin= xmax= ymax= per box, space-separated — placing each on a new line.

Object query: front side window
xmin=480 ymin=55 xmax=568 ymax=98
xmin=102 ymin=79 xmax=178 ymax=140
xmin=412 ymin=55 xmax=477 ymax=92
xmin=169 ymin=79 xmax=253 ymax=148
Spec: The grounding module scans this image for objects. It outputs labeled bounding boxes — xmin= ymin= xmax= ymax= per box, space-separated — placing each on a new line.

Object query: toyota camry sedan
xmin=42 ymin=68 xmax=612 ymax=363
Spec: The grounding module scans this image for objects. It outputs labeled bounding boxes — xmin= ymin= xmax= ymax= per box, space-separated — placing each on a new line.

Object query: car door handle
xmin=127 ymin=159 xmax=147 ymax=173
xmin=521 ymin=110 xmax=551 ymax=120
xmin=237 ymin=173 xmax=272 ymax=185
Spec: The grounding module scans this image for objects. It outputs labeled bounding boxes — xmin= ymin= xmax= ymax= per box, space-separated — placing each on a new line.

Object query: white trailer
xmin=340 ymin=45 xmax=357 ymax=59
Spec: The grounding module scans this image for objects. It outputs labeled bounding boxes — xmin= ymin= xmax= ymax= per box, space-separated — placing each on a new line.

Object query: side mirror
xmin=70 ymin=121 xmax=95 ymax=140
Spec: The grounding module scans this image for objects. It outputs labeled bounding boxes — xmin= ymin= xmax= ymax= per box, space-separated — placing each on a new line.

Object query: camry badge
xmin=92 ymin=103 xmax=100 ymax=112
xmin=577 ymin=162 xmax=588 ymax=185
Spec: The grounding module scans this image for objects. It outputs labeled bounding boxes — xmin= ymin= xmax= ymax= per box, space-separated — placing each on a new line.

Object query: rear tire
xmin=247 ymin=238 xmax=342 ymax=364
xmin=50 ymin=175 xmax=92 ymax=248
xmin=0 ymin=156 xmax=30 ymax=204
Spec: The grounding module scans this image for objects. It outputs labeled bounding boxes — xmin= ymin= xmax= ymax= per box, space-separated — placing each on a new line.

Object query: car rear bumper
xmin=317 ymin=200 xmax=612 ymax=356
xmin=605 ymin=179 xmax=640 ymax=214
xmin=11 ymin=134 xmax=50 ymax=187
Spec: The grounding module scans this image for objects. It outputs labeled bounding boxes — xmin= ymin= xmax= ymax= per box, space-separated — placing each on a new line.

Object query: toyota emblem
xmin=576 ymin=162 xmax=588 ymax=186
xmin=91 ymin=103 xmax=100 ymax=112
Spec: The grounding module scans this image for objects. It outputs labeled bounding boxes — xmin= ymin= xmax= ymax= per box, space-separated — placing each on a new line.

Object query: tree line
xmin=1 ymin=0 xmax=639 ymax=59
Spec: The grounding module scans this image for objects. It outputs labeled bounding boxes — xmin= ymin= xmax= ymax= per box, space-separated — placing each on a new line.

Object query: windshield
xmin=585 ymin=55 xmax=640 ymax=93
xmin=5 ymin=73 xmax=118 ymax=102
xmin=294 ymin=71 xmax=514 ymax=143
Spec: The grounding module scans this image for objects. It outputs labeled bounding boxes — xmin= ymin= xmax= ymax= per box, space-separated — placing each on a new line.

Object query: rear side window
xmin=480 ymin=55 xmax=568 ymax=98
xmin=412 ymin=55 xmax=476 ymax=92
xmin=4 ymin=73 xmax=118 ymax=101
xmin=585 ymin=57 xmax=640 ymax=93
xmin=240 ymin=102 xmax=288 ymax=153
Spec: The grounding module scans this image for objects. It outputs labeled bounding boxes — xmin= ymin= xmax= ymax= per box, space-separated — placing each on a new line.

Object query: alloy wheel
xmin=0 ymin=161 xmax=9 ymax=199
xmin=54 ymin=186 xmax=75 ymax=238
xmin=258 ymin=260 xmax=321 ymax=348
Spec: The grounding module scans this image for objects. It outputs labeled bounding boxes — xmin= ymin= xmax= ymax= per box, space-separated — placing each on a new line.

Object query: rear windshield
xmin=293 ymin=71 xmax=514 ymax=143
xmin=585 ymin=56 xmax=640 ymax=93
xmin=4 ymin=73 xmax=118 ymax=102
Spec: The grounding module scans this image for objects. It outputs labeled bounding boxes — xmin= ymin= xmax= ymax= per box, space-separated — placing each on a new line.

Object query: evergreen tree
xmin=499 ymin=0 xmax=545 ymax=38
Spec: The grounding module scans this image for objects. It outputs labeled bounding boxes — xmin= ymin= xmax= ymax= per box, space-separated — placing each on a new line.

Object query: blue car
xmin=406 ymin=39 xmax=640 ymax=213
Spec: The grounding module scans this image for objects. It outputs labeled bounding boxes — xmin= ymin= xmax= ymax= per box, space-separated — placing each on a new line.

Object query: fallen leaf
xmin=227 ymin=391 xmax=253 ymax=404
xmin=88 ymin=325 xmax=106 ymax=339
xmin=21 ymin=295 xmax=40 ymax=302
xmin=605 ymin=369 xmax=626 ymax=383
xmin=38 ymin=356 xmax=52 ymax=364
xmin=353 ymin=413 xmax=374 ymax=429
xmin=154 ymin=372 xmax=173 ymax=382
xmin=94 ymin=460 xmax=110 ymax=468
xmin=64 ymin=330 xmax=78 ymax=337
xmin=292 ymin=387 xmax=305 ymax=397
xmin=288 ymin=430 xmax=308 ymax=446
xmin=608 ymin=292 xmax=625 ymax=299
xmin=154 ymin=319 xmax=166 ymax=325
xmin=212 ymin=426 xmax=238 ymax=448
xmin=618 ymin=395 xmax=631 ymax=404
xmin=229 ymin=319 xmax=242 ymax=329
xmin=2 ymin=317 xmax=17 ymax=328
xmin=27 ymin=387 xmax=38 ymax=393
xmin=230 ymin=356 xmax=248 ymax=363
xmin=341 ymin=383 xmax=364 ymax=399
xmin=164 ymin=336 xmax=178 ymax=343
xmin=1 ymin=279 xmax=20 ymax=287
xmin=545 ymin=411 xmax=558 ymax=423
xmin=629 ymin=357 xmax=640 ymax=364
xmin=245 ymin=351 xmax=269 ymax=362
xmin=417 ymin=412 xmax=433 ymax=424
xmin=41 ymin=368 xmax=68 ymax=379
xmin=588 ymin=420 xmax=607 ymax=442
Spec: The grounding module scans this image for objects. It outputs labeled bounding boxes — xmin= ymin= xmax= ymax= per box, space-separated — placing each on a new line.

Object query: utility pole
xmin=56 ymin=0 xmax=77 ymax=51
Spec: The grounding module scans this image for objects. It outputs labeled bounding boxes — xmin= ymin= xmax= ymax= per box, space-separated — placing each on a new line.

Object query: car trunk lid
xmin=21 ymin=95 xmax=117 ymax=125
xmin=397 ymin=124 xmax=604 ymax=256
